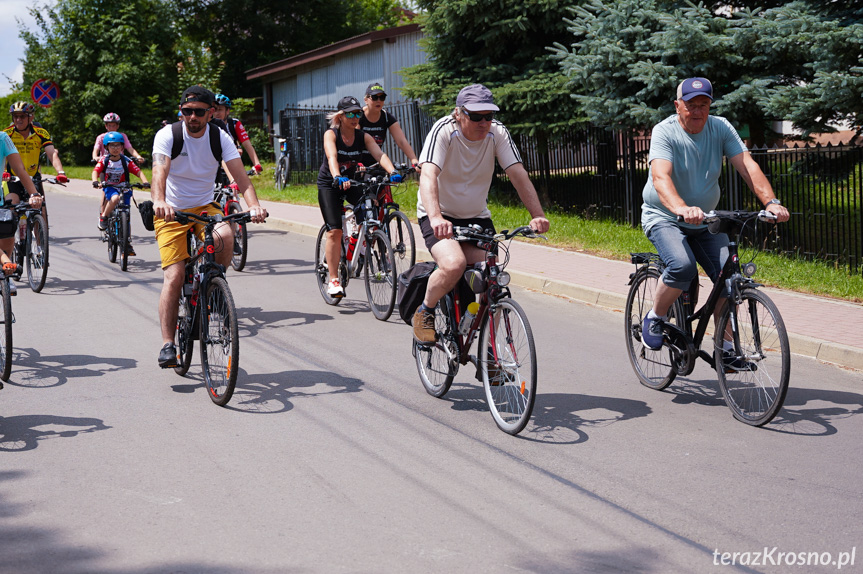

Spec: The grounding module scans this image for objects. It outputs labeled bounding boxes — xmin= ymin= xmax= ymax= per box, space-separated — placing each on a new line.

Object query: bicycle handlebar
xmin=677 ymin=209 xmax=778 ymax=224
xmin=453 ymin=224 xmax=546 ymax=243
xmin=173 ymin=209 xmax=262 ymax=226
xmin=93 ymin=181 xmax=150 ymax=189
xmin=4 ymin=174 xmax=66 ymax=187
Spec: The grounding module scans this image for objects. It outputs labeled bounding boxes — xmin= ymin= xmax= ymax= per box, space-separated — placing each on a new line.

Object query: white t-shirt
xmin=417 ymin=116 xmax=522 ymax=219
xmin=152 ymin=122 xmax=240 ymax=209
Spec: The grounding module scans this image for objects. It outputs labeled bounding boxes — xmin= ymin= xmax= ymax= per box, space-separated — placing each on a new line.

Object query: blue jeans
xmin=646 ymin=220 xmax=729 ymax=290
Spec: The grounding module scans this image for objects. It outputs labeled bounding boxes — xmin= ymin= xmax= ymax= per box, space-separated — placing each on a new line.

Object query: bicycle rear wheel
xmin=275 ymin=156 xmax=288 ymax=190
xmin=314 ymin=225 xmax=344 ymax=306
xmin=119 ymin=211 xmax=130 ymax=272
xmin=0 ymin=280 xmax=12 ymax=382
xmin=384 ymin=210 xmax=415 ymax=280
xmin=174 ymin=292 xmax=195 ymax=376
xmin=364 ymin=229 xmax=397 ymax=321
xmin=715 ymin=288 xmax=790 ymax=426
xmin=227 ymin=202 xmax=248 ymax=271
xmin=107 ymin=215 xmax=118 ymax=263
xmin=478 ymin=299 xmax=537 ymax=435
xmin=199 ymin=276 xmax=239 ymax=406
xmin=414 ymin=294 xmax=458 ymax=398
xmin=27 ymin=214 xmax=49 ymax=292
xmin=624 ymin=266 xmax=685 ymax=390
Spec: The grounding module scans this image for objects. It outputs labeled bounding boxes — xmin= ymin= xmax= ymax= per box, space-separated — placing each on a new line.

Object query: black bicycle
xmin=314 ymin=176 xmax=398 ymax=320
xmin=8 ymin=198 xmax=49 ymax=293
xmin=624 ymin=210 xmax=791 ymax=426
xmin=171 ymin=209 xmax=257 ymax=406
xmin=364 ymin=163 xmax=417 ymax=281
xmin=0 ymin=272 xmax=13 ymax=383
xmin=213 ymin=168 xmax=257 ymax=272
xmin=414 ymin=225 xmax=544 ymax=435
xmin=98 ymin=182 xmax=147 ymax=272
xmin=273 ymin=134 xmax=301 ymax=190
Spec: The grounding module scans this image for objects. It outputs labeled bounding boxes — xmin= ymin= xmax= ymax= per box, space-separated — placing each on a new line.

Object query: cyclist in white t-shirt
xmin=150 ymin=86 xmax=267 ymax=368
xmin=412 ymin=83 xmax=549 ymax=344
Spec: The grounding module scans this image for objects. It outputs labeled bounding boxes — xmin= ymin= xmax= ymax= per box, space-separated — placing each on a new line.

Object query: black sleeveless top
xmin=318 ymin=126 xmax=368 ymax=184
xmin=359 ymin=109 xmax=397 ymax=147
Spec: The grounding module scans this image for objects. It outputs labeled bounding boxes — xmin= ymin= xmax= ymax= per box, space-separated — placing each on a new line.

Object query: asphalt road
xmin=1 ymin=193 xmax=861 ymax=574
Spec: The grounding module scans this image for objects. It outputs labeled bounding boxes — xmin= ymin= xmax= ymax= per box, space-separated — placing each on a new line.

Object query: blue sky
xmin=1 ymin=0 xmax=40 ymax=97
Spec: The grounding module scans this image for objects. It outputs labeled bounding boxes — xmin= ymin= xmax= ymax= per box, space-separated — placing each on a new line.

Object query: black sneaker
xmin=125 ymin=244 xmax=136 ymax=257
xmin=722 ymin=350 xmax=756 ymax=373
xmin=158 ymin=343 xmax=179 ymax=368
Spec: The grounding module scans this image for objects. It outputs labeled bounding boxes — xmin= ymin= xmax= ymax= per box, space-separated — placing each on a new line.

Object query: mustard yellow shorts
xmin=154 ymin=203 xmax=223 ymax=269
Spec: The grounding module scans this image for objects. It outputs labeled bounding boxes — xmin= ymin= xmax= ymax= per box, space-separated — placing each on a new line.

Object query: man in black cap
xmin=411 ymin=83 xmax=550 ymax=344
xmin=149 ymin=85 xmax=268 ymax=368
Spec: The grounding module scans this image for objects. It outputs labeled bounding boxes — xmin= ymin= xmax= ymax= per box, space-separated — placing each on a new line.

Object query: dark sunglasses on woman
xmin=369 ymin=94 xmax=386 ymax=102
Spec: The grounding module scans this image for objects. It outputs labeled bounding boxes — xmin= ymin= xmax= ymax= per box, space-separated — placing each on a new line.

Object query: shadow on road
xmin=766 ymin=386 xmax=863 ymax=436
xmin=36 ymin=276 xmax=161 ymax=296
xmin=7 ymin=348 xmax=137 ymax=388
xmin=0 ymin=414 xmax=110 ymax=452
xmin=170 ymin=369 xmax=363 ymax=414
xmin=237 ymin=306 xmax=333 ymax=336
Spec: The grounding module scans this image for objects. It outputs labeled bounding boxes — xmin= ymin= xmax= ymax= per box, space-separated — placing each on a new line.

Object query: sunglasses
xmin=463 ymin=109 xmax=495 ymax=122
xmin=344 ymin=111 xmax=362 ymax=119
xmin=180 ymin=107 xmax=210 ymax=117
xmin=369 ymin=94 xmax=386 ymax=101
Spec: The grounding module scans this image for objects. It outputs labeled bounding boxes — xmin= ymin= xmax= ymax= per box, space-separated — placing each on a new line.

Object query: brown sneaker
xmin=412 ymin=307 xmax=437 ymax=345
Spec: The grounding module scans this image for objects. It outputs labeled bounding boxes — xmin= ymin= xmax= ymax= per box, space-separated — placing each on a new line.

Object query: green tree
xmin=552 ymin=0 xmax=863 ymax=142
xmin=19 ymin=0 xmax=179 ymax=162
xmin=178 ymin=0 xmax=404 ymax=99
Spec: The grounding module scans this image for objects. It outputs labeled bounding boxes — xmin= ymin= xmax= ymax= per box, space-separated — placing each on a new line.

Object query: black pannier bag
xmin=138 ymin=200 xmax=155 ymax=231
xmin=397 ymin=261 xmax=436 ymax=325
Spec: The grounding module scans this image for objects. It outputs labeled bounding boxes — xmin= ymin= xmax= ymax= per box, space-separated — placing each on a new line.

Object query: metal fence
xmin=279 ymin=103 xmax=863 ymax=275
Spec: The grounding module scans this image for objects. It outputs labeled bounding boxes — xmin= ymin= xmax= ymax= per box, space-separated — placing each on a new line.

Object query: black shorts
xmin=317 ymin=180 xmax=365 ymax=231
xmin=418 ymin=215 xmax=495 ymax=252
xmin=6 ymin=178 xmax=45 ymax=204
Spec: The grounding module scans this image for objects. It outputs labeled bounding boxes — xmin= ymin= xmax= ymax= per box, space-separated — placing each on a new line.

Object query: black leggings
xmin=317 ymin=181 xmax=364 ymax=231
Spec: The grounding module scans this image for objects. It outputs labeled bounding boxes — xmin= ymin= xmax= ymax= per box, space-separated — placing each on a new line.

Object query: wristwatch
xmin=765 ymin=198 xmax=781 ymax=207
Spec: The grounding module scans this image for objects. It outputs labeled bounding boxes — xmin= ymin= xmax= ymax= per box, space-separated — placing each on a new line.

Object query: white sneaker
xmin=327 ymin=279 xmax=345 ymax=298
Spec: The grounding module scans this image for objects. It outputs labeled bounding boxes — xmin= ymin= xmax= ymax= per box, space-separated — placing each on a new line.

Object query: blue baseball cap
xmin=456 ymin=84 xmax=500 ymax=112
xmin=677 ymin=78 xmax=713 ymax=101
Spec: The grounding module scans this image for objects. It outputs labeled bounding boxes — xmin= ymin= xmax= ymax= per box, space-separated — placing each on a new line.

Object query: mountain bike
xmin=7 ymin=195 xmax=49 ymax=292
xmin=314 ymin=176 xmax=398 ymax=320
xmin=98 ymin=182 xmax=147 ymax=272
xmin=171 ymin=209 xmax=257 ymax=406
xmin=624 ymin=210 xmax=791 ymax=426
xmin=213 ymin=168 xmax=257 ymax=272
xmin=413 ymin=225 xmax=544 ymax=435
xmin=364 ymin=163 xmax=416 ymax=281
xmin=273 ymin=134 xmax=301 ymax=190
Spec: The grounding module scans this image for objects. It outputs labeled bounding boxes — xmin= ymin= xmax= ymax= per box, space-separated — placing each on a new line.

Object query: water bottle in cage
xmin=18 ymin=217 xmax=26 ymax=240
xmin=343 ymin=208 xmax=357 ymax=237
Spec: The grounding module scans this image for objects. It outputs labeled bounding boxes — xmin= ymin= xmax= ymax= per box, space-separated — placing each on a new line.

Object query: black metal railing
xmin=279 ymin=103 xmax=863 ymax=275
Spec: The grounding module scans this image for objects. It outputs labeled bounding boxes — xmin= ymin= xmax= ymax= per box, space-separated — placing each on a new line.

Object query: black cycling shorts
xmin=5 ymin=178 xmax=46 ymax=204
xmin=317 ymin=180 xmax=365 ymax=231
xmin=418 ymin=215 xmax=496 ymax=252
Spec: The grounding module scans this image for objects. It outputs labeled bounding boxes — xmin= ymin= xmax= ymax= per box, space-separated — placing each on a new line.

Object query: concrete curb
xmin=50 ymin=184 xmax=863 ymax=371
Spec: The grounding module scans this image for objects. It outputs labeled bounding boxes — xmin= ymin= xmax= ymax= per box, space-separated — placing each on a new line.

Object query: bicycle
xmin=624 ymin=210 xmax=791 ymax=426
xmin=97 ymin=182 xmax=147 ymax=272
xmin=273 ymin=134 xmax=301 ymax=190
xmin=213 ymin=168 xmax=257 ymax=272
xmin=413 ymin=225 xmax=544 ymax=435
xmin=314 ymin=176 xmax=398 ymax=321
xmin=3 ymin=186 xmax=49 ymax=293
xmin=363 ymin=163 xmax=416 ymax=281
xmin=171 ymin=209 xmax=257 ymax=406
xmin=0 ymin=271 xmax=13 ymax=383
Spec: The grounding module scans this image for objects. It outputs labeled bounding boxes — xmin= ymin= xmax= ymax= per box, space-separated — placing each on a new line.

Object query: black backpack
xmin=169 ymin=119 xmax=225 ymax=165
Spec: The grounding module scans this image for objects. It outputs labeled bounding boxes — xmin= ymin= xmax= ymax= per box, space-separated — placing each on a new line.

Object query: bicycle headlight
xmin=742 ymin=262 xmax=757 ymax=277
xmin=497 ymin=271 xmax=511 ymax=286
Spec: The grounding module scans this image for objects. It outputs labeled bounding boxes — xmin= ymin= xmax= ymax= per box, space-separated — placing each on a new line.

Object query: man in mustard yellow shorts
xmin=150 ymin=86 xmax=267 ymax=368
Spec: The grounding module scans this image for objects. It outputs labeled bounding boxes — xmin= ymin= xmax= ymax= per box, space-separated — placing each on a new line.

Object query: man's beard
xmin=187 ymin=120 xmax=205 ymax=134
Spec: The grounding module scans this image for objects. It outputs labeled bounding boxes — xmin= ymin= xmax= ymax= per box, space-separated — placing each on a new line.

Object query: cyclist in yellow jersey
xmin=4 ymin=102 xmax=67 ymax=225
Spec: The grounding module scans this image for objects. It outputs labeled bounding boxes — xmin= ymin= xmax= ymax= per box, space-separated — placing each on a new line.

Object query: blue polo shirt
xmin=641 ymin=114 xmax=747 ymax=232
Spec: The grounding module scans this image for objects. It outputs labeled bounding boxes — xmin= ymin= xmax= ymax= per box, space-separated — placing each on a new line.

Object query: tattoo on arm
xmin=152 ymin=153 xmax=167 ymax=166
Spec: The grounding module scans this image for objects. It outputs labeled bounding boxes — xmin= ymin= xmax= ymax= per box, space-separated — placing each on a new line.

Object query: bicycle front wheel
xmin=624 ymin=266 xmax=684 ymax=390
xmin=478 ymin=299 xmax=537 ymax=435
xmin=414 ymin=294 xmax=458 ymax=398
xmin=0 ymin=280 xmax=12 ymax=382
xmin=27 ymin=214 xmax=49 ymax=292
xmin=715 ymin=288 xmax=790 ymax=426
xmin=364 ymin=229 xmax=397 ymax=321
xmin=275 ymin=157 xmax=288 ymax=190
xmin=119 ymin=211 xmax=130 ymax=272
xmin=199 ymin=277 xmax=239 ymax=406
xmin=228 ymin=202 xmax=248 ymax=271
xmin=107 ymin=216 xmax=118 ymax=263
xmin=384 ymin=210 xmax=415 ymax=280
xmin=314 ymin=225 xmax=344 ymax=306
xmin=174 ymin=293 xmax=195 ymax=376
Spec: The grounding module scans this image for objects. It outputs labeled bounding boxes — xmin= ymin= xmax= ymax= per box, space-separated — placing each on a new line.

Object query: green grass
xmin=65 ymin=162 xmax=863 ymax=302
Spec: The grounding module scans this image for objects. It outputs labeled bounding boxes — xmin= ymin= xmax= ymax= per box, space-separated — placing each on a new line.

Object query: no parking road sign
xmin=30 ymin=79 xmax=60 ymax=108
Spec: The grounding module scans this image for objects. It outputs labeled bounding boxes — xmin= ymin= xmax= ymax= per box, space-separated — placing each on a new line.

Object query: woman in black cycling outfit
xmin=360 ymin=83 xmax=419 ymax=168
xmin=318 ymin=95 xmax=398 ymax=298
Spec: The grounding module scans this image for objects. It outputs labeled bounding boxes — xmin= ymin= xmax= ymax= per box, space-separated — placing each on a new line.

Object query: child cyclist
xmin=92 ymin=132 xmax=149 ymax=256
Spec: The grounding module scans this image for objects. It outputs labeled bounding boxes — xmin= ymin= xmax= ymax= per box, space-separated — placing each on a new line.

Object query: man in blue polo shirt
xmin=640 ymin=77 xmax=790 ymax=353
